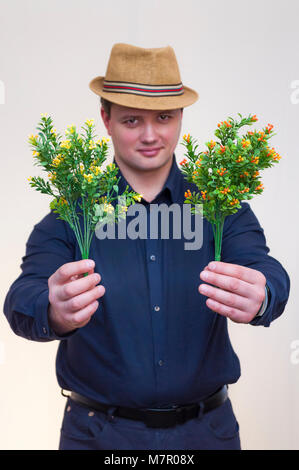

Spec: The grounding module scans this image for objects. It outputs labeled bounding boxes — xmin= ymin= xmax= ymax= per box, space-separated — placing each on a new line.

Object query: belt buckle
xmin=144 ymin=409 xmax=175 ymax=429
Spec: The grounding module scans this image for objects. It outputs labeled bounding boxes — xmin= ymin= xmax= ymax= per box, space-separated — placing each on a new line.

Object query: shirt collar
xmin=112 ymin=154 xmax=184 ymax=204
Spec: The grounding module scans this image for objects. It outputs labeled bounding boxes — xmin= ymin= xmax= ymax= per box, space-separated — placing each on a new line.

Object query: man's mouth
xmin=137 ymin=148 xmax=162 ymax=157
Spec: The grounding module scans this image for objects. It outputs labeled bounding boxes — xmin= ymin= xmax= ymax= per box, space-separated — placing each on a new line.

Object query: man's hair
xmin=100 ymin=97 xmax=113 ymax=118
xmin=100 ymin=97 xmax=183 ymax=118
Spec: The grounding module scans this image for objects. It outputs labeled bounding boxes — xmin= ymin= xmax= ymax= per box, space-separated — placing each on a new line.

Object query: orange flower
xmin=239 ymin=187 xmax=250 ymax=194
xmin=266 ymin=147 xmax=276 ymax=156
xmin=209 ymin=140 xmax=216 ymax=149
xmin=220 ymin=145 xmax=226 ymax=153
xmin=216 ymin=167 xmax=227 ymax=176
xmin=257 ymin=131 xmax=265 ymax=141
xmin=241 ymin=139 xmax=251 ymax=148
xmin=184 ymin=189 xmax=192 ymax=198
xmin=230 ymin=198 xmax=239 ymax=206
xmin=180 ymin=158 xmax=188 ymax=166
xmin=251 ymin=115 xmax=258 ymax=122
xmin=220 ymin=187 xmax=230 ymax=194
xmin=265 ymin=123 xmax=274 ymax=133
xmin=255 ymin=183 xmax=264 ymax=191
xmin=201 ymin=190 xmax=207 ymax=200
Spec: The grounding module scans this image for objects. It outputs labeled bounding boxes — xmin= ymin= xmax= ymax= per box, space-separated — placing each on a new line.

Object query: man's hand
xmin=198 ymin=261 xmax=266 ymax=323
xmin=48 ymin=259 xmax=105 ymax=336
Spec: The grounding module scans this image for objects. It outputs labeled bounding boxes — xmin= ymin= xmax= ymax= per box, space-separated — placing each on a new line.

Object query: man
xmin=3 ymin=43 xmax=290 ymax=450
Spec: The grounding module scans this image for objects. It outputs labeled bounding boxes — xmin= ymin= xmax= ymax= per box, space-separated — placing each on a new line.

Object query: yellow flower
xmin=103 ymin=203 xmax=114 ymax=214
xmin=61 ymin=140 xmax=71 ymax=149
xmin=133 ymin=194 xmax=143 ymax=202
xmin=41 ymin=113 xmax=48 ymax=117
xmin=27 ymin=176 xmax=32 ymax=181
xmin=85 ymin=119 xmax=95 ymax=127
xmin=106 ymin=163 xmax=115 ymax=170
xmin=65 ymin=124 xmax=75 ymax=135
xmin=52 ymin=157 xmax=62 ymax=166
xmin=92 ymin=166 xmax=102 ymax=176
xmin=88 ymin=139 xmax=97 ymax=150
xmin=28 ymin=134 xmax=38 ymax=144
xmin=32 ymin=150 xmax=40 ymax=157
xmin=48 ymin=173 xmax=57 ymax=181
xmin=83 ymin=173 xmax=93 ymax=183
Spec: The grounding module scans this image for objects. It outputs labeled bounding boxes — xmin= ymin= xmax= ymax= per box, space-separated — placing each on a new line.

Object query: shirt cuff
xmin=255 ymin=284 xmax=269 ymax=317
xmin=35 ymin=289 xmax=77 ymax=340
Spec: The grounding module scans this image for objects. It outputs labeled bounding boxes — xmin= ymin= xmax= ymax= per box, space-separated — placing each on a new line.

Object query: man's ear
xmin=100 ymin=107 xmax=112 ymax=136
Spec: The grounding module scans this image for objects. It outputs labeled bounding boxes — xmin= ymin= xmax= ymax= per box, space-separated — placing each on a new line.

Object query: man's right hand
xmin=48 ymin=259 xmax=105 ymax=336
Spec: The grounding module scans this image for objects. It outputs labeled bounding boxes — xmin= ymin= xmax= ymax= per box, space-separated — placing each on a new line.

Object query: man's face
xmin=101 ymin=103 xmax=183 ymax=172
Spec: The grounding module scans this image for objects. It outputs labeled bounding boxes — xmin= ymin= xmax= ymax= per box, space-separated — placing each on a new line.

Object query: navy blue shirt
xmin=3 ymin=155 xmax=290 ymax=407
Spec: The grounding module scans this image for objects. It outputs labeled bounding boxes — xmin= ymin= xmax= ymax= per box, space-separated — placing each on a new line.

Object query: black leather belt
xmin=67 ymin=385 xmax=228 ymax=428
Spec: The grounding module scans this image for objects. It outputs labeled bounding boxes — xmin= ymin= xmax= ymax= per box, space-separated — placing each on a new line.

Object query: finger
xmin=206 ymin=261 xmax=263 ymax=285
xmin=65 ymin=284 xmax=105 ymax=313
xmin=198 ymin=283 xmax=250 ymax=312
xmin=199 ymin=270 xmax=251 ymax=298
xmin=205 ymin=298 xmax=250 ymax=324
xmin=55 ymin=259 xmax=95 ymax=285
xmin=64 ymin=300 xmax=99 ymax=329
xmin=59 ymin=272 xmax=102 ymax=301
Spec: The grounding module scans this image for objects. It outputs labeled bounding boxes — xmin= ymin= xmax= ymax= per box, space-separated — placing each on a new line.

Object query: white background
xmin=0 ymin=0 xmax=298 ymax=449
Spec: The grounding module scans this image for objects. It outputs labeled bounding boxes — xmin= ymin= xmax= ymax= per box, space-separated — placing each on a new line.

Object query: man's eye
xmin=125 ymin=118 xmax=138 ymax=125
xmin=159 ymin=114 xmax=171 ymax=121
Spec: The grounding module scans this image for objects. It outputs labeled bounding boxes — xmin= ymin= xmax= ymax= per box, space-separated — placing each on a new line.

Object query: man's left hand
xmin=198 ymin=261 xmax=266 ymax=323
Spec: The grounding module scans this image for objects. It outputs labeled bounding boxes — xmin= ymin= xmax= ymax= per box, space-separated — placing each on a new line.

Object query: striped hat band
xmin=103 ymin=80 xmax=184 ymax=97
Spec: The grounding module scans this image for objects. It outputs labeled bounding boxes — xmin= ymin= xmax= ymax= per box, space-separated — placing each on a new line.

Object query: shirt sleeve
xmin=3 ymin=210 xmax=77 ymax=341
xmin=220 ymin=202 xmax=290 ymax=327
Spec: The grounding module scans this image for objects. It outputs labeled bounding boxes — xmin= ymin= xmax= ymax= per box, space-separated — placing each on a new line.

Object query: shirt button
xmin=42 ymin=327 xmax=47 ymax=335
xmin=150 ymin=254 xmax=156 ymax=261
xmin=158 ymin=360 xmax=164 ymax=367
xmin=154 ymin=305 xmax=160 ymax=312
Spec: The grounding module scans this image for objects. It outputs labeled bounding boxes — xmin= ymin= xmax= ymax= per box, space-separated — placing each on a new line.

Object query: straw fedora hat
xmin=89 ymin=43 xmax=198 ymax=110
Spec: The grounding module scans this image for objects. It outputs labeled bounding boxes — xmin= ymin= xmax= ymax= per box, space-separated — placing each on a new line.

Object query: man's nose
xmin=140 ymin=123 xmax=158 ymax=143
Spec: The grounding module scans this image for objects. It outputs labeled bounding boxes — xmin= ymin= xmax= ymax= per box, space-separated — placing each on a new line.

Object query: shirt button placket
xmin=146 ymin=208 xmax=165 ymax=393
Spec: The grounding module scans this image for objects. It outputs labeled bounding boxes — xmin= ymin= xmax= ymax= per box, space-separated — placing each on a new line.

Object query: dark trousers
xmin=58 ymin=396 xmax=241 ymax=450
